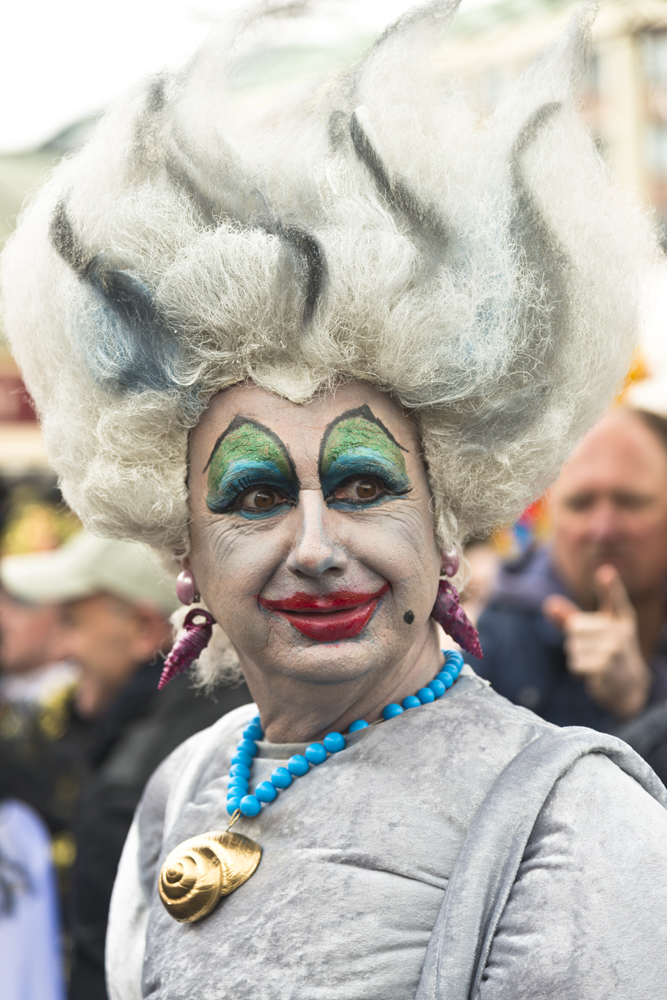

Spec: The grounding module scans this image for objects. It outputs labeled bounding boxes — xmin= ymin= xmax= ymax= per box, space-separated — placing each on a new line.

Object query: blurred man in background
xmin=0 ymin=587 xmax=77 ymax=705
xmin=1 ymin=531 xmax=251 ymax=1000
xmin=469 ymin=406 xmax=667 ymax=732
xmin=0 ymin=557 xmax=89 ymax=925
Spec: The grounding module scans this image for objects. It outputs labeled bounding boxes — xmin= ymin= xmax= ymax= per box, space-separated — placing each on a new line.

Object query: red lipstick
xmin=259 ymin=584 xmax=390 ymax=642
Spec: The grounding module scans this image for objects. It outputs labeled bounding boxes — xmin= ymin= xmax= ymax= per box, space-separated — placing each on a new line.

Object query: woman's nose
xmin=285 ymin=490 xmax=348 ymax=578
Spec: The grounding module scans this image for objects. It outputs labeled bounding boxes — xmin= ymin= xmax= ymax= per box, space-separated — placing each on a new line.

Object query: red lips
xmin=259 ymin=584 xmax=390 ymax=642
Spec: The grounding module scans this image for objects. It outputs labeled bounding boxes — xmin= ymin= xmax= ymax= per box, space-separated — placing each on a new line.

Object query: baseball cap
xmin=0 ymin=531 xmax=179 ymax=616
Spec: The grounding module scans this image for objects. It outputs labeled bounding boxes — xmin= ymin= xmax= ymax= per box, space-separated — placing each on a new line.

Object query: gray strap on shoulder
xmin=415 ymin=727 xmax=667 ymax=1000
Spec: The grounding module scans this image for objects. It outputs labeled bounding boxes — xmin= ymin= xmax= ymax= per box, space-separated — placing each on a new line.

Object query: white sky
xmin=0 ymin=0 xmax=496 ymax=153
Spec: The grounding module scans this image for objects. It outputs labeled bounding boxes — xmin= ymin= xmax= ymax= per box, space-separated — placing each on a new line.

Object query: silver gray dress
xmin=107 ymin=670 xmax=667 ymax=999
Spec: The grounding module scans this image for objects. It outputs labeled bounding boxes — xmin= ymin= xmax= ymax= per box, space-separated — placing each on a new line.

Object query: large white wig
xmin=0 ymin=1 xmax=659 ymax=559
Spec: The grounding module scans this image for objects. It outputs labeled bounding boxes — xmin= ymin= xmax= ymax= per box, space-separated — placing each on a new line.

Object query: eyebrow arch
xmin=202 ymin=415 xmax=297 ymax=477
xmin=318 ymin=404 xmax=409 ymax=471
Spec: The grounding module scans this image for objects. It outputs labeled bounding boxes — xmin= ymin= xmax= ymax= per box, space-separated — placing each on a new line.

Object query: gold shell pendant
xmin=158 ymin=830 xmax=262 ymax=923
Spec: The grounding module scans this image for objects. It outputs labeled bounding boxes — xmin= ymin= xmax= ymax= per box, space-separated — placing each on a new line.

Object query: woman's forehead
xmin=190 ymin=381 xmax=418 ymax=464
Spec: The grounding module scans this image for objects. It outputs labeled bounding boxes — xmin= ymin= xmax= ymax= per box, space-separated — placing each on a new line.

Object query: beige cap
xmin=0 ymin=531 xmax=179 ymax=616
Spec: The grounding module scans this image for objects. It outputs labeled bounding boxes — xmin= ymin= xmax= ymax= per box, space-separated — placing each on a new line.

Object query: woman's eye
xmin=335 ymin=478 xmax=383 ymax=501
xmin=239 ymin=487 xmax=285 ymax=511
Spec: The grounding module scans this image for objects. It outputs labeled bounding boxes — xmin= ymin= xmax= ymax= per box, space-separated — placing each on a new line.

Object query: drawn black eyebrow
xmin=318 ymin=404 xmax=409 ymax=475
xmin=202 ymin=415 xmax=298 ymax=485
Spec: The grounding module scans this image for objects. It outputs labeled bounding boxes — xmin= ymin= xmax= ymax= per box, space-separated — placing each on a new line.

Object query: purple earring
xmin=431 ymin=580 xmax=482 ymax=659
xmin=440 ymin=548 xmax=460 ymax=578
xmin=430 ymin=548 xmax=483 ymax=659
xmin=176 ymin=569 xmax=199 ymax=605
xmin=158 ymin=608 xmax=216 ymax=690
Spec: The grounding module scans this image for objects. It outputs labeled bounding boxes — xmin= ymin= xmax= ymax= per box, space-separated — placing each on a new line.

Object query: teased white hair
xmin=0 ymin=1 xmax=659 ymax=563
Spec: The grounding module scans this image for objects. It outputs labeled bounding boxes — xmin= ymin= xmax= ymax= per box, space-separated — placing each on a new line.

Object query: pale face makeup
xmin=187 ymin=381 xmax=443 ymax=740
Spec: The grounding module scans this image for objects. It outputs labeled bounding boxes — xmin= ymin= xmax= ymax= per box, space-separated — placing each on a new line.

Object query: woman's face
xmin=187 ymin=381 xmax=442 ymax=689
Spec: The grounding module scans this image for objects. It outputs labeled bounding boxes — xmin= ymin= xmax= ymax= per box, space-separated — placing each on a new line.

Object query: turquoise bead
xmin=228 ymin=772 xmax=248 ymax=784
xmin=323 ymin=732 xmax=346 ymax=753
xmin=226 ymin=663 xmax=462 ymax=821
xmin=240 ymin=795 xmax=261 ymax=817
xmin=255 ymin=781 xmax=278 ymax=803
xmin=445 ymin=650 xmax=464 ymax=668
xmin=251 ymin=715 xmax=262 ymax=727
xmin=305 ymin=743 xmax=327 ymax=765
xmin=288 ymin=754 xmax=309 ymax=777
xmin=271 ymin=767 xmax=293 ymax=789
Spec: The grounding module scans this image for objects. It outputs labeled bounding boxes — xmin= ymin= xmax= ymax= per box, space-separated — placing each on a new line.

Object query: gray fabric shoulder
xmin=415 ymin=726 xmax=667 ymax=1000
xmin=106 ymin=701 xmax=256 ymax=1000
xmin=478 ymin=753 xmax=667 ymax=999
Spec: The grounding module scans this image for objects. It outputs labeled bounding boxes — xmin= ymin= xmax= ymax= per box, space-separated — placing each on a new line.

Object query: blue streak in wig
xmin=48 ymin=200 xmax=188 ymax=402
xmin=83 ymin=268 xmax=183 ymax=397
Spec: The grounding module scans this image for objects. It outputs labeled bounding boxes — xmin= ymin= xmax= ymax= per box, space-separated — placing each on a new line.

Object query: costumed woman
xmin=3 ymin=3 xmax=667 ymax=997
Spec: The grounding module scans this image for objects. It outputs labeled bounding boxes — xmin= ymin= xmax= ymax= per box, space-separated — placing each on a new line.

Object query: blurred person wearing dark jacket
xmin=0 ymin=561 xmax=91 ymax=920
xmin=2 ymin=531 xmax=251 ymax=1000
xmin=467 ymin=407 xmax=667 ymax=731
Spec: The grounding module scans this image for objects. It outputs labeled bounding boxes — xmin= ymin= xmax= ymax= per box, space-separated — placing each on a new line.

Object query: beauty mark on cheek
xmin=205 ymin=418 xmax=297 ymax=517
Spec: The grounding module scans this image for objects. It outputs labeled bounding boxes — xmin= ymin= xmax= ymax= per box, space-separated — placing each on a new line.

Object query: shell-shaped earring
xmin=158 ymin=608 xmax=216 ymax=690
xmin=159 ymin=829 xmax=262 ymax=923
xmin=431 ymin=579 xmax=483 ymax=660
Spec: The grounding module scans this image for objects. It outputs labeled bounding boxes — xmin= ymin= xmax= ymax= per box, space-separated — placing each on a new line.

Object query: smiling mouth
xmin=258 ymin=584 xmax=390 ymax=642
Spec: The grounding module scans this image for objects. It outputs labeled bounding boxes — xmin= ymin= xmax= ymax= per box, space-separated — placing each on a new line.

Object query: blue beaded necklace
xmin=226 ymin=649 xmax=465 ymax=820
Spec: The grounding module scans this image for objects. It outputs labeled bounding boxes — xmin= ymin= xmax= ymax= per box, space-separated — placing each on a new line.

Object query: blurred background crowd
xmin=3 ymin=0 xmax=667 ymax=997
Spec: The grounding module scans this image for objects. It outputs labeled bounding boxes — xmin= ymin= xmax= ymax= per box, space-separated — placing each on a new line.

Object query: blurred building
xmin=0 ymin=119 xmax=98 ymax=484
xmin=445 ymin=0 xmax=667 ymax=240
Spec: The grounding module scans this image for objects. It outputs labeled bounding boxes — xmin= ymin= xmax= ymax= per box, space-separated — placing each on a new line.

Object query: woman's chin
xmin=253 ymin=628 xmax=398 ymax=686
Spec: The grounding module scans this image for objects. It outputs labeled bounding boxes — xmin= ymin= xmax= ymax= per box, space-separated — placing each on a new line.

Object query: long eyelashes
xmin=206 ymin=470 xmax=297 ymax=517
xmin=208 ymin=467 xmax=410 ymax=519
xmin=321 ymin=452 xmax=411 ymax=503
xmin=324 ymin=467 xmax=412 ymax=510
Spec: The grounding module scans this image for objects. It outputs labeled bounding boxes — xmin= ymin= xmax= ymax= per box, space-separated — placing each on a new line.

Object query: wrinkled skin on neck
xmin=187 ymin=381 xmax=443 ymax=743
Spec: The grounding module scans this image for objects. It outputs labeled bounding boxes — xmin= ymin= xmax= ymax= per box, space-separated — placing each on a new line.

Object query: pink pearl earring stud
xmin=441 ymin=548 xmax=460 ymax=578
xmin=176 ymin=569 xmax=199 ymax=606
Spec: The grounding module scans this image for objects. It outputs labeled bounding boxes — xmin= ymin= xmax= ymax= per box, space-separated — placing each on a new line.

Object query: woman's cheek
xmin=191 ymin=516 xmax=282 ymax=611
xmin=343 ymin=502 xmax=439 ymax=580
